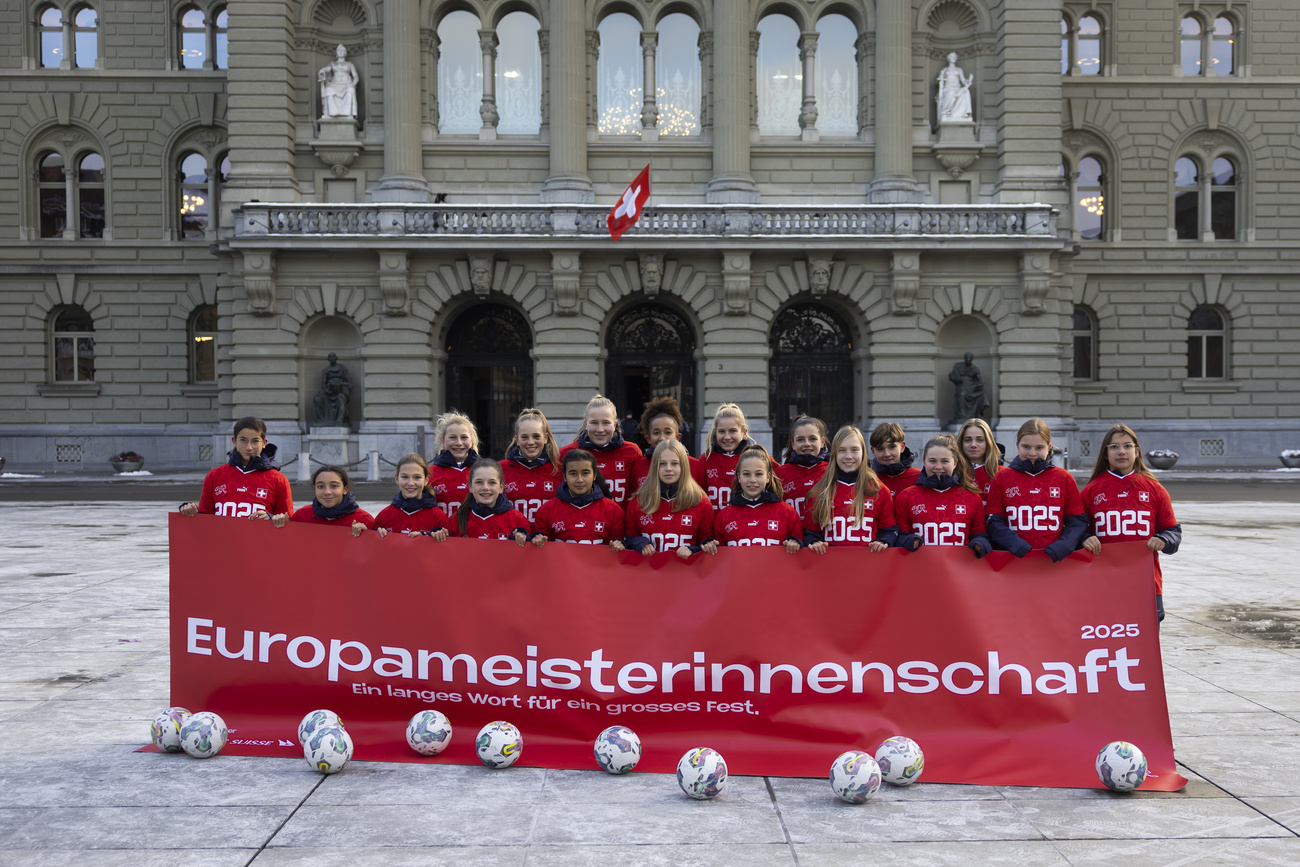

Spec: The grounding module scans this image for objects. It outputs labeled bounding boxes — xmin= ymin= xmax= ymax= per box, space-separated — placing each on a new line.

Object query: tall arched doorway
xmin=769 ymin=302 xmax=854 ymax=452
xmin=605 ymin=303 xmax=697 ymax=441
xmin=446 ymin=304 xmax=534 ymax=457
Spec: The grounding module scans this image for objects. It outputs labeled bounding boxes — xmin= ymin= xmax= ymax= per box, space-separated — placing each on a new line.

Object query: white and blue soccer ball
xmin=150 ymin=706 xmax=191 ymax=753
xmin=179 ymin=711 xmax=227 ymax=759
xmin=1096 ymin=741 xmax=1147 ymax=792
xmin=406 ymin=709 xmax=453 ymax=757
xmin=676 ymin=747 xmax=727 ymax=800
xmin=829 ymin=750 xmax=883 ymax=803
xmin=475 ymin=721 xmax=523 ymax=769
xmin=593 ymin=725 xmax=642 ymax=774
xmin=304 ymin=724 xmax=353 ymax=775
xmin=298 ymin=709 xmax=343 ymax=745
xmin=875 ymin=736 xmax=925 ymax=786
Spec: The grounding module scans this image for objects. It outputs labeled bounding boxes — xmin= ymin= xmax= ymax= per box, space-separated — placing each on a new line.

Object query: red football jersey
xmin=775 ymin=460 xmax=829 ymax=519
xmin=893 ymin=484 xmax=986 ymax=547
xmin=197 ymin=464 xmax=293 ymax=518
xmin=559 ymin=441 xmax=643 ymax=506
xmin=501 ymin=459 xmax=561 ymax=523
xmin=532 ymin=495 xmax=625 ymax=545
xmin=429 ymin=463 xmax=474 ymax=517
xmin=373 ymin=504 xmax=456 ymax=536
xmin=1081 ymin=471 xmax=1178 ymax=591
xmin=630 ymin=453 xmax=707 ymax=497
xmin=971 ymin=464 xmax=996 ymax=507
xmin=463 ymin=507 xmax=531 ymax=541
xmin=700 ymin=450 xmax=749 ymax=511
xmin=985 ymin=466 xmax=1083 ymax=550
xmin=876 ymin=466 xmax=922 ymax=496
xmin=625 ymin=496 xmax=715 ymax=552
xmin=801 ymin=482 xmax=895 ymax=547
xmin=290 ymin=505 xmax=377 ymax=530
xmin=715 ymin=500 xmax=803 ymax=548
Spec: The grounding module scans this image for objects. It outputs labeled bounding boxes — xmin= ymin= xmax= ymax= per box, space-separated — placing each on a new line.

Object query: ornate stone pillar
xmin=799 ymin=31 xmax=819 ymax=142
xmin=375 ymin=0 xmax=428 ymax=201
xmin=640 ymin=30 xmax=659 ymax=141
xmin=543 ymin=0 xmax=593 ymax=202
xmin=707 ymin=1 xmax=758 ymax=203
xmin=870 ymin=0 xmax=918 ymax=202
xmin=478 ymin=29 xmax=499 ymax=141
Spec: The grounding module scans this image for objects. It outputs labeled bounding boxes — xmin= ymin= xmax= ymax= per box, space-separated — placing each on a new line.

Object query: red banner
xmin=167 ymin=515 xmax=1185 ymax=790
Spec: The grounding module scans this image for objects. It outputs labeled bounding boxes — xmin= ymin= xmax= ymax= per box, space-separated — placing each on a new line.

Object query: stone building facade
xmin=1 ymin=0 xmax=1296 ymax=473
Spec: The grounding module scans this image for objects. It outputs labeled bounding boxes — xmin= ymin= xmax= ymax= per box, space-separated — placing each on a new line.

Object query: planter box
xmin=111 ymin=460 xmax=145 ymax=473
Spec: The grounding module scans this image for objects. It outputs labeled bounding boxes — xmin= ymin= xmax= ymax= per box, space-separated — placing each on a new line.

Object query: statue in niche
xmin=808 ymin=258 xmax=832 ymax=294
xmin=936 ymin=53 xmax=974 ymax=124
xmin=948 ymin=352 xmax=990 ymax=429
xmin=469 ymin=257 xmax=493 ymax=295
xmin=313 ymin=352 xmax=352 ymax=426
xmin=639 ymin=254 xmax=663 ymax=295
xmin=318 ymin=44 xmax=360 ymax=119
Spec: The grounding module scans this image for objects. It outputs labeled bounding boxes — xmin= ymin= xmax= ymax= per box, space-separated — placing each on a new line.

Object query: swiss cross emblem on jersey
xmin=866 ymin=500 xmax=874 ymax=510
xmin=615 ymin=461 xmax=625 ymax=471
xmin=956 ymin=504 xmax=967 ymax=515
xmin=544 ymin=481 xmax=554 ymax=492
xmin=256 ymin=488 xmax=267 ymax=499
xmin=681 ymin=515 xmax=693 ymax=526
xmin=1138 ymin=491 xmax=1151 ymax=502
xmin=767 ymin=520 xmax=780 ymax=531
xmin=1049 ymin=487 xmax=1060 ymax=498
xmin=595 ymin=522 xmax=605 ymax=533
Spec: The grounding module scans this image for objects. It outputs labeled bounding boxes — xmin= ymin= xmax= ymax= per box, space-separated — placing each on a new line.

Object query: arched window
xmin=769 ymin=303 xmax=854 ymax=452
xmin=51 ymin=306 xmax=95 ymax=382
xmin=446 ymin=305 xmax=534 ymax=457
xmin=1212 ymin=16 xmax=1234 ymax=75
xmin=1062 ymin=13 xmax=1103 ymax=75
xmin=77 ymin=151 xmax=105 ymax=238
xmin=214 ymin=7 xmax=228 ymax=68
xmin=72 ymin=5 xmax=96 ymax=68
xmin=1060 ymin=16 xmax=1068 ymax=74
xmin=189 ymin=305 xmax=218 ymax=383
xmin=756 ymin=14 xmax=800 ymax=136
xmin=655 ymin=13 xmax=701 ymax=136
xmin=597 ymin=13 xmax=642 ymax=135
xmin=1211 ymin=156 xmax=1236 ymax=239
xmin=1187 ymin=306 xmax=1226 ymax=379
xmin=1174 ymin=156 xmax=1199 ymax=240
xmin=178 ymin=152 xmax=209 ymax=238
xmin=815 ymin=14 xmax=858 ymax=135
xmin=1174 ymin=152 xmax=1240 ymax=241
xmin=1180 ymin=15 xmax=1203 ymax=76
xmin=605 ymin=303 xmax=698 ymax=437
xmin=1075 ymin=156 xmax=1105 ymax=240
xmin=1072 ymin=305 xmax=1098 ymax=380
xmin=495 ymin=11 xmax=541 ymax=135
xmin=437 ymin=11 xmax=483 ymax=134
xmin=180 ymin=6 xmax=206 ymax=68
xmin=39 ymin=5 xmax=63 ymax=68
xmin=38 ymin=151 xmax=67 ymax=238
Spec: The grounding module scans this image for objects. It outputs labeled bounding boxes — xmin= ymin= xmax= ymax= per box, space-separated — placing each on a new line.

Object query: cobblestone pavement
xmin=0 ymin=497 xmax=1297 ymax=866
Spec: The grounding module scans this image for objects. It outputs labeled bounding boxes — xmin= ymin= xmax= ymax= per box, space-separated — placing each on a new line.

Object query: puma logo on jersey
xmin=1030 ymin=488 xmax=1041 ymax=495
xmin=936 ymin=505 xmax=947 ymax=511
xmin=236 ymin=486 xmax=248 ymax=493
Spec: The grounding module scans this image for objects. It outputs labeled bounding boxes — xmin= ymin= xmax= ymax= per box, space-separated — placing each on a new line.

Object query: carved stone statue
xmin=639 ymin=254 xmax=663 ymax=295
xmin=469 ymin=256 xmax=493 ymax=295
xmin=313 ymin=352 xmax=352 ymax=426
xmin=948 ymin=352 xmax=990 ymax=428
xmin=318 ymin=44 xmax=359 ymax=119
xmin=809 ymin=257 xmax=832 ymax=294
xmin=936 ymin=52 xmax=974 ymax=124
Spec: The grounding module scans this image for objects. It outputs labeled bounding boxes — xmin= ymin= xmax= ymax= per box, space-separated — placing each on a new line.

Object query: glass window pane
xmin=1175 ymin=190 xmax=1199 ymax=239
xmin=656 ymin=13 xmax=701 ymax=136
xmin=74 ymin=31 xmax=97 ymax=68
xmin=1205 ymin=335 xmax=1224 ymax=378
xmin=194 ymin=334 xmax=216 ymax=382
xmin=74 ymin=8 xmax=96 ymax=26
xmin=1076 ymin=157 xmax=1104 ymax=240
xmin=437 ymin=10 xmax=483 ymax=134
xmin=182 ymin=31 xmax=206 ymax=68
xmin=1077 ymin=156 xmax=1102 ymax=186
xmin=815 ymin=14 xmax=858 ymax=136
xmin=216 ymin=9 xmax=227 ymax=27
xmin=219 ymin=155 xmax=231 ymax=180
xmin=1186 ymin=336 xmax=1202 ymax=378
xmin=41 ymin=31 xmax=63 ymax=68
xmin=79 ymin=152 xmax=104 ymax=182
xmin=1061 ymin=17 xmax=1069 ymax=75
xmin=77 ymin=336 xmax=95 ymax=380
xmin=757 ymin=14 xmax=801 ymax=136
xmin=39 ymin=152 xmax=65 ymax=182
xmin=55 ymin=308 xmax=92 ymax=330
xmin=1189 ymin=306 xmax=1223 ymax=330
xmin=181 ymin=188 xmax=208 ymax=237
xmin=215 ymin=32 xmax=228 ymax=69
xmin=495 ymin=11 xmax=541 ymax=135
xmin=54 ymin=336 xmax=75 ymax=380
xmin=79 ymin=187 xmax=105 ymax=238
xmin=40 ymin=189 xmax=66 ymax=238
xmin=1072 ymin=306 xmax=1091 ymax=332
xmin=597 ymin=13 xmax=642 ymax=134
xmin=1181 ymin=16 xmax=1202 ymax=35
xmin=181 ymin=7 xmax=204 ymax=27
xmin=1175 ymin=157 xmax=1198 ymax=187
xmin=1211 ymin=157 xmax=1235 ymax=185
xmin=41 ymin=6 xmax=62 ymax=26
xmin=1073 ymin=334 xmax=1092 ymax=379
xmin=181 ymin=152 xmax=207 ymax=182
xmin=1180 ymin=17 xmax=1202 ymax=75
xmin=1078 ymin=16 xmax=1101 ymax=74
xmin=194 ymin=305 xmax=218 ymax=331
xmin=1211 ymin=190 xmax=1235 ymax=239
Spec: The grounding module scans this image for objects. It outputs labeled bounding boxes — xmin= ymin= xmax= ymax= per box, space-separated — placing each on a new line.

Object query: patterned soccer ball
xmin=179 ymin=711 xmax=227 ymax=759
xmin=475 ymin=721 xmax=523 ymax=769
xmin=304 ymin=724 xmax=353 ymax=775
xmin=593 ymin=725 xmax=642 ymax=774
xmin=1096 ymin=741 xmax=1148 ymax=792
xmin=149 ymin=706 xmax=191 ymax=753
xmin=829 ymin=750 xmax=883 ymax=803
xmin=676 ymin=747 xmax=728 ymax=800
xmin=406 ymin=709 xmax=453 ymax=756
xmin=298 ymin=709 xmax=343 ymax=745
xmin=875 ymin=736 xmax=925 ymax=786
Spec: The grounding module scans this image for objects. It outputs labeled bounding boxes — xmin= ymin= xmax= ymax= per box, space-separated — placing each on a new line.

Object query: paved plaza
xmin=0 ymin=485 xmax=1298 ymax=865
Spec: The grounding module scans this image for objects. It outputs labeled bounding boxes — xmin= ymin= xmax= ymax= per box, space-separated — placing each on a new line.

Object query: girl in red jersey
xmin=1080 ymin=424 xmax=1181 ymax=622
xmin=530 ymin=449 xmax=627 ymax=548
xmin=803 ymin=425 xmax=899 ymax=553
xmin=288 ymin=465 xmax=375 ymax=536
xmin=985 ymin=418 xmax=1088 ymax=561
xmin=894 ymin=435 xmax=990 ymax=557
xmin=180 ymin=416 xmax=293 ymax=522
xmin=501 ymin=408 xmax=563 ymax=523
xmin=456 ymin=459 xmax=530 ymax=545
xmin=559 ymin=395 xmax=643 ymax=506
xmin=700 ymin=403 xmax=757 ymax=511
xmin=775 ymin=415 xmax=830 ymax=518
xmin=629 ymin=396 xmax=707 ymax=492
xmin=957 ymin=417 xmax=1002 ymax=507
xmin=715 ymin=446 xmax=802 ymax=552
xmin=374 ymin=453 xmax=454 ymax=540
xmin=429 ymin=411 xmax=479 ymax=517
xmin=624 ymin=439 xmax=717 ymax=559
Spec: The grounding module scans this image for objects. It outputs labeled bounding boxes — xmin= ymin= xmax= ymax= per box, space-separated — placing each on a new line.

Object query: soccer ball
xmin=875 ymin=736 xmax=925 ymax=786
xmin=829 ymin=750 xmax=883 ymax=803
xmin=149 ymin=706 xmax=191 ymax=753
xmin=593 ymin=725 xmax=642 ymax=774
xmin=298 ymin=709 xmax=343 ymax=745
xmin=304 ymin=724 xmax=353 ymax=775
xmin=475 ymin=721 xmax=523 ymax=769
xmin=1096 ymin=741 xmax=1148 ymax=792
xmin=179 ymin=711 xmax=227 ymax=759
xmin=676 ymin=747 xmax=727 ymax=800
xmin=406 ymin=709 xmax=453 ymax=756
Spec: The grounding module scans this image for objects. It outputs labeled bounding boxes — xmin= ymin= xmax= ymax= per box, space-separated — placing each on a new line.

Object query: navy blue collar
xmin=313 ymin=492 xmax=359 ymax=520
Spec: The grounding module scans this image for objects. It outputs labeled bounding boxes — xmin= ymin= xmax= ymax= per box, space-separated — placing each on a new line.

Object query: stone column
xmin=640 ymin=30 xmax=659 ymax=141
xmin=706 ymin=0 xmax=758 ymax=203
xmin=61 ymin=167 xmax=75 ymax=240
xmin=799 ymin=32 xmax=819 ymax=142
xmin=542 ymin=0 xmax=593 ymax=202
xmin=478 ymin=29 xmax=499 ymax=140
xmin=375 ymin=0 xmax=428 ymax=202
xmin=870 ymin=0 xmax=917 ymax=202
xmin=224 ymin=5 xmax=299 ymax=208
xmin=993 ymin=0 xmax=1064 ymax=204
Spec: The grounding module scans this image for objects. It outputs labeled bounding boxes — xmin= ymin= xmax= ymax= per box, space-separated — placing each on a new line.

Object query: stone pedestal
xmin=304 ymin=426 xmax=357 ymax=470
xmin=933 ymin=122 xmax=981 ymax=178
xmin=311 ymin=117 xmax=362 ymax=177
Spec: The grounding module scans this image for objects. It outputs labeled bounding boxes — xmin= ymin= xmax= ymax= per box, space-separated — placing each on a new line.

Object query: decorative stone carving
xmin=948 ymin=352 xmax=990 ymax=428
xmin=378 ymin=252 xmax=410 ymax=314
xmin=1020 ymin=253 xmax=1051 ymax=314
xmin=721 ymin=252 xmax=752 ymax=315
xmin=470 ymin=256 xmax=494 ymax=296
xmin=242 ymin=253 xmax=276 ymax=314
xmin=313 ymin=352 xmax=352 ymax=426
xmin=890 ymin=252 xmax=921 ymax=314
xmin=937 ymin=53 xmax=974 ymax=124
xmin=551 ymin=253 xmax=581 ymax=315
xmin=639 ymin=253 xmax=663 ymax=296
xmin=318 ymin=44 xmax=360 ymax=119
xmin=808 ymin=257 xmax=832 ymax=295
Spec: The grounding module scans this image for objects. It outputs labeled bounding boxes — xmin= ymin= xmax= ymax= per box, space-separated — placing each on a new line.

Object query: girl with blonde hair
xmin=700 ymin=403 xmax=757 ymax=510
xmin=429 ymin=410 xmax=480 ymax=516
xmin=501 ymin=407 xmax=563 ymax=523
xmin=623 ymin=439 xmax=717 ymax=559
xmin=559 ymin=394 xmax=642 ymax=506
xmin=802 ymin=425 xmax=899 ymax=553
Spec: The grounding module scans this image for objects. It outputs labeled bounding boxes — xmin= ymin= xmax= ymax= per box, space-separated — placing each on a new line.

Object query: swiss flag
xmin=607 ymin=164 xmax=650 ymax=241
